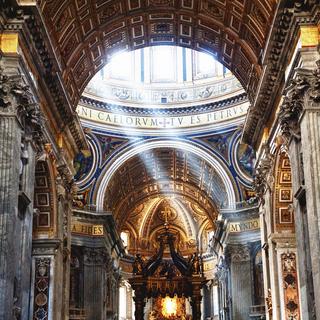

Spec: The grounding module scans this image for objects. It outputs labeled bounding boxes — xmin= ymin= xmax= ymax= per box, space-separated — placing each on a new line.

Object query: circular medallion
xmin=35 ymin=293 xmax=48 ymax=306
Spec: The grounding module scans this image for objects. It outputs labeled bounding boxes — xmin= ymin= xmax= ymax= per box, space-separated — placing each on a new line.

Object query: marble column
xmin=83 ymin=247 xmax=110 ymax=320
xmin=0 ymin=58 xmax=42 ymax=319
xmin=288 ymin=137 xmax=315 ymax=319
xmin=259 ymin=206 xmax=273 ymax=320
xmin=0 ymin=92 xmax=21 ymax=319
xmin=227 ymin=244 xmax=252 ymax=320
xmin=269 ymin=240 xmax=283 ymax=319
xmin=18 ymin=138 xmax=36 ymax=320
xmin=299 ymin=96 xmax=320 ymax=318
xmin=278 ymin=51 xmax=320 ymax=318
xmin=260 ymin=186 xmax=282 ymax=320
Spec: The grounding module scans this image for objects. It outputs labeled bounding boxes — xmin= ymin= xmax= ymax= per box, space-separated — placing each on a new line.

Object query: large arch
xmin=94 ymin=138 xmax=239 ymax=211
xmin=37 ymin=0 xmax=277 ymax=106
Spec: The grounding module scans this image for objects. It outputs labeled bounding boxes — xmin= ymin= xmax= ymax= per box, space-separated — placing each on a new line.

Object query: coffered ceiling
xmin=104 ymin=147 xmax=233 ymax=226
xmin=38 ymin=0 xmax=277 ymax=107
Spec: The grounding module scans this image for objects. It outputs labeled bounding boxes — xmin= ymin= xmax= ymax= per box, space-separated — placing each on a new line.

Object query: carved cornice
xmin=0 ymin=5 xmax=87 ymax=152
xmin=279 ymin=60 xmax=320 ymax=141
xmin=80 ymin=92 xmax=248 ymax=117
xmin=25 ymin=14 xmax=86 ymax=151
xmin=0 ymin=0 xmax=25 ymax=21
xmin=243 ymin=4 xmax=320 ymax=147
xmin=243 ymin=7 xmax=293 ymax=145
xmin=32 ymin=238 xmax=61 ymax=256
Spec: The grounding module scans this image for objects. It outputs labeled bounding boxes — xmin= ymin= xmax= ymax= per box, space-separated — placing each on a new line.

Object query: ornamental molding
xmin=80 ymin=92 xmax=248 ymax=117
xmin=0 ymin=69 xmax=32 ymax=113
xmin=84 ymin=75 xmax=243 ymax=108
xmin=24 ymin=13 xmax=87 ymax=151
xmin=243 ymin=4 xmax=320 ymax=146
xmin=32 ymin=239 xmax=61 ymax=255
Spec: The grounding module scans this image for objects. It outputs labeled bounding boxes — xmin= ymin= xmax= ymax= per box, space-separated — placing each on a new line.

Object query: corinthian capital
xmin=0 ymin=68 xmax=32 ymax=113
xmin=279 ymin=74 xmax=310 ymax=140
xmin=279 ymin=60 xmax=320 ymax=140
xmin=0 ymin=68 xmax=45 ymax=147
xmin=226 ymin=244 xmax=251 ymax=262
xmin=83 ymin=248 xmax=110 ymax=265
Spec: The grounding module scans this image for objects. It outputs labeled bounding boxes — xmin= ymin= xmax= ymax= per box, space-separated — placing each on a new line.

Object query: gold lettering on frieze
xmin=228 ymin=219 xmax=260 ymax=233
xmin=76 ymin=102 xmax=249 ymax=130
xmin=71 ymin=222 xmax=104 ymax=236
xmin=203 ymin=261 xmax=214 ymax=271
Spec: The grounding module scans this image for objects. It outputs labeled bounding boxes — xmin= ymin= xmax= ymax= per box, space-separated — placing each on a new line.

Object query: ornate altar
xmin=148 ymin=296 xmax=189 ymax=320
xmin=129 ymin=224 xmax=207 ymax=320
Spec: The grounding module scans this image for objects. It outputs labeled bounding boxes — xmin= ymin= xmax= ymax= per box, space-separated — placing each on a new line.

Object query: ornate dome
xmin=84 ymin=46 xmax=243 ymax=108
xmin=77 ymin=46 xmax=248 ymax=135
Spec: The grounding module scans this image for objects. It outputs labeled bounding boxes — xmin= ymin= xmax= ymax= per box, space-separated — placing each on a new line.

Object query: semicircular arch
xmin=94 ymin=139 xmax=239 ymax=211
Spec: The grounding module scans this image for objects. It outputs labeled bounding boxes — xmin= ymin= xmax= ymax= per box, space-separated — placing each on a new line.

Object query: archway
xmin=95 ymin=138 xmax=238 ymax=210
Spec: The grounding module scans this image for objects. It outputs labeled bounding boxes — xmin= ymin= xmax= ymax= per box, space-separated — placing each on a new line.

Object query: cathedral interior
xmin=0 ymin=1 xmax=320 ymax=320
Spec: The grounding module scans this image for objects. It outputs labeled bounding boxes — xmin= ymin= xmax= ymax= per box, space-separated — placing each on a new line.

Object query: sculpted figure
xmin=192 ymin=253 xmax=201 ymax=274
xmin=132 ymin=254 xmax=145 ymax=275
